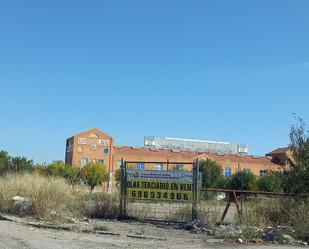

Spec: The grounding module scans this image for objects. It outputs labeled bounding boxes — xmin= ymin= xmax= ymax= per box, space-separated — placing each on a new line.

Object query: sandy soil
xmin=0 ymin=219 xmax=303 ymax=249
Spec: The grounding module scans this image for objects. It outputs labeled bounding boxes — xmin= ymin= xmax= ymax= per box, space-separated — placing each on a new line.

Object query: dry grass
xmin=163 ymin=203 xmax=192 ymax=222
xmin=0 ymin=173 xmax=76 ymax=218
xmin=197 ymin=200 xmax=223 ymax=226
xmin=241 ymin=197 xmax=309 ymax=241
xmin=78 ymin=191 xmax=120 ymax=219
xmin=0 ymin=173 xmax=121 ymax=220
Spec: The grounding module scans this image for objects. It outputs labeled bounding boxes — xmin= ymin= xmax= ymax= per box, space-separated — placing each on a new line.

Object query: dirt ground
xmin=0 ymin=219 xmax=304 ymax=249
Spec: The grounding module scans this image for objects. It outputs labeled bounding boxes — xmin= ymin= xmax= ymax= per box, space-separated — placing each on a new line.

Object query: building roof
xmin=114 ymin=146 xmax=200 ymax=160
xmin=198 ymin=152 xmax=273 ymax=164
xmin=265 ymin=147 xmax=289 ymax=157
xmin=71 ymin=128 xmax=112 ymax=139
xmin=114 ymin=146 xmax=274 ymax=164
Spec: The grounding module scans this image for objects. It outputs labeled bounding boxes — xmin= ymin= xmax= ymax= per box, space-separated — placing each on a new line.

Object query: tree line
xmin=0 ymin=153 xmax=109 ymax=191
xmin=200 ymin=118 xmax=309 ymax=196
xmin=1 ymin=118 xmax=308 ymax=195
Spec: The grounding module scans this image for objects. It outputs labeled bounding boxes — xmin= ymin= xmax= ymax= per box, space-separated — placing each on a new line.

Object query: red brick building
xmin=65 ymin=128 xmax=283 ymax=190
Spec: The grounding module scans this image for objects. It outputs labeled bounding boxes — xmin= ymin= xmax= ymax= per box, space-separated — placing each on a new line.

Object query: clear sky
xmin=0 ymin=1 xmax=308 ymax=163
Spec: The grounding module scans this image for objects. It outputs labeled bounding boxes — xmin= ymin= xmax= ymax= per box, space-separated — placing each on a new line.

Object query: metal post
xmin=192 ymin=159 xmax=199 ymax=220
xmin=119 ymin=158 xmax=127 ymax=219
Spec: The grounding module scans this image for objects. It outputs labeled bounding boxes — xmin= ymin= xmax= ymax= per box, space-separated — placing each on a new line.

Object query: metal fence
xmin=119 ymin=159 xmax=199 ymax=222
xmin=198 ymin=189 xmax=309 ymax=226
xmin=119 ymin=158 xmax=308 ymax=225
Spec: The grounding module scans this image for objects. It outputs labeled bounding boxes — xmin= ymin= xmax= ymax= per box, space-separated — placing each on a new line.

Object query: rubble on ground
xmin=183 ymin=220 xmax=308 ymax=245
xmin=9 ymin=196 xmax=31 ymax=216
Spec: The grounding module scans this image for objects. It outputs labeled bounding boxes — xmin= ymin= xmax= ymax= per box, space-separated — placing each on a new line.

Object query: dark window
xmin=224 ymin=167 xmax=231 ymax=177
xmin=176 ymin=164 xmax=184 ymax=170
xmin=136 ymin=162 xmax=145 ymax=170
xmin=260 ymin=169 xmax=267 ymax=176
xmin=155 ymin=163 xmax=163 ymax=170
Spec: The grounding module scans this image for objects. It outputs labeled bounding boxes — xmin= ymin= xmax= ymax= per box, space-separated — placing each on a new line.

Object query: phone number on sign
xmin=128 ymin=190 xmax=190 ymax=201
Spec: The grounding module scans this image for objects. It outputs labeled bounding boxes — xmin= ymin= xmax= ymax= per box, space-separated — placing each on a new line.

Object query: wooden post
xmin=119 ymin=158 xmax=127 ymax=219
xmin=192 ymin=159 xmax=199 ymax=220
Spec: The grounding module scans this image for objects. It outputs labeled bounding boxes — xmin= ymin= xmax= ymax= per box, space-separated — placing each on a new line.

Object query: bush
xmin=199 ymin=159 xmax=225 ymax=189
xmin=114 ymin=164 xmax=136 ymax=187
xmin=0 ymin=173 xmax=75 ymax=218
xmin=228 ymin=170 xmax=257 ymax=191
xmin=257 ymin=173 xmax=283 ymax=192
xmin=82 ymin=163 xmax=109 ymax=190
xmin=45 ymin=161 xmax=81 ymax=186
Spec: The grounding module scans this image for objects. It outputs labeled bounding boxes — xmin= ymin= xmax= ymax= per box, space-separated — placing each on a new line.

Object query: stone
xmin=262 ymin=226 xmax=296 ymax=242
xmin=276 ymin=233 xmax=296 ymax=244
xmin=9 ymin=196 xmax=31 ymax=216
xmin=183 ymin=220 xmax=200 ymax=231
xmin=237 ymin=238 xmax=244 ymax=243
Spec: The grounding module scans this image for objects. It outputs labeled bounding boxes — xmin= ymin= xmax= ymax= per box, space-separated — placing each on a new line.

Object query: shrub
xmin=0 ymin=173 xmax=75 ymax=218
xmin=82 ymin=163 xmax=109 ymax=190
xmin=199 ymin=159 xmax=225 ymax=189
xmin=114 ymin=164 xmax=136 ymax=187
xmin=228 ymin=170 xmax=257 ymax=191
xmin=45 ymin=161 xmax=81 ymax=186
xmin=257 ymin=173 xmax=283 ymax=192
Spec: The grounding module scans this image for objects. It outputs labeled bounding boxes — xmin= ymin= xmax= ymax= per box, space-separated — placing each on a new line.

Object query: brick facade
xmin=65 ymin=128 xmax=282 ymax=190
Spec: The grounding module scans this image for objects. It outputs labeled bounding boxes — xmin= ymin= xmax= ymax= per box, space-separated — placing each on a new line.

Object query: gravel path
xmin=0 ymin=220 xmax=304 ymax=249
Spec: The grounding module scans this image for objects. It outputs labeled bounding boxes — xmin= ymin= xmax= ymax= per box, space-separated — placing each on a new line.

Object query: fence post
xmin=192 ymin=159 xmax=199 ymax=220
xmin=119 ymin=158 xmax=127 ymax=219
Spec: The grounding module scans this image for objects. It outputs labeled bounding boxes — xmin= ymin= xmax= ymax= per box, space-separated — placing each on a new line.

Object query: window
xmin=78 ymin=138 xmax=87 ymax=144
xmin=260 ymin=169 xmax=267 ymax=177
xmin=103 ymin=148 xmax=109 ymax=154
xmin=90 ymin=144 xmax=97 ymax=150
xmin=136 ymin=162 xmax=145 ymax=170
xmin=176 ymin=164 xmax=183 ymax=170
xmin=98 ymin=139 xmax=110 ymax=146
xmin=98 ymin=159 xmax=105 ymax=166
xmin=224 ymin=167 xmax=231 ymax=177
xmin=155 ymin=163 xmax=163 ymax=170
xmin=81 ymin=158 xmax=88 ymax=167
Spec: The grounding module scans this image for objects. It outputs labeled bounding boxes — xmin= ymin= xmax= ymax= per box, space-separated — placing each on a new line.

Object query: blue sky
xmin=0 ymin=1 xmax=308 ymax=163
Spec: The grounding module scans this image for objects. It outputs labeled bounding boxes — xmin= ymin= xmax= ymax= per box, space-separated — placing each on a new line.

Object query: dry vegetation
xmin=0 ymin=173 xmax=76 ymax=218
xmin=0 ymin=173 xmax=119 ymax=220
xmin=0 ymin=173 xmax=308 ymax=242
xmin=242 ymin=197 xmax=309 ymax=241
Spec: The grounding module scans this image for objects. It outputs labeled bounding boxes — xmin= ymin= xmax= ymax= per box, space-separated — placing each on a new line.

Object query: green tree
xmin=11 ymin=156 xmax=34 ymax=172
xmin=199 ymin=159 xmax=225 ymax=189
xmin=82 ymin=162 xmax=109 ymax=190
xmin=114 ymin=164 xmax=136 ymax=187
xmin=46 ymin=161 xmax=81 ymax=185
xmin=257 ymin=173 xmax=282 ymax=192
xmin=0 ymin=150 xmax=10 ymax=172
xmin=46 ymin=161 xmax=68 ymax=178
xmin=0 ymin=151 xmax=33 ymax=174
xmin=228 ymin=170 xmax=257 ymax=191
xmin=283 ymin=118 xmax=309 ymax=195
